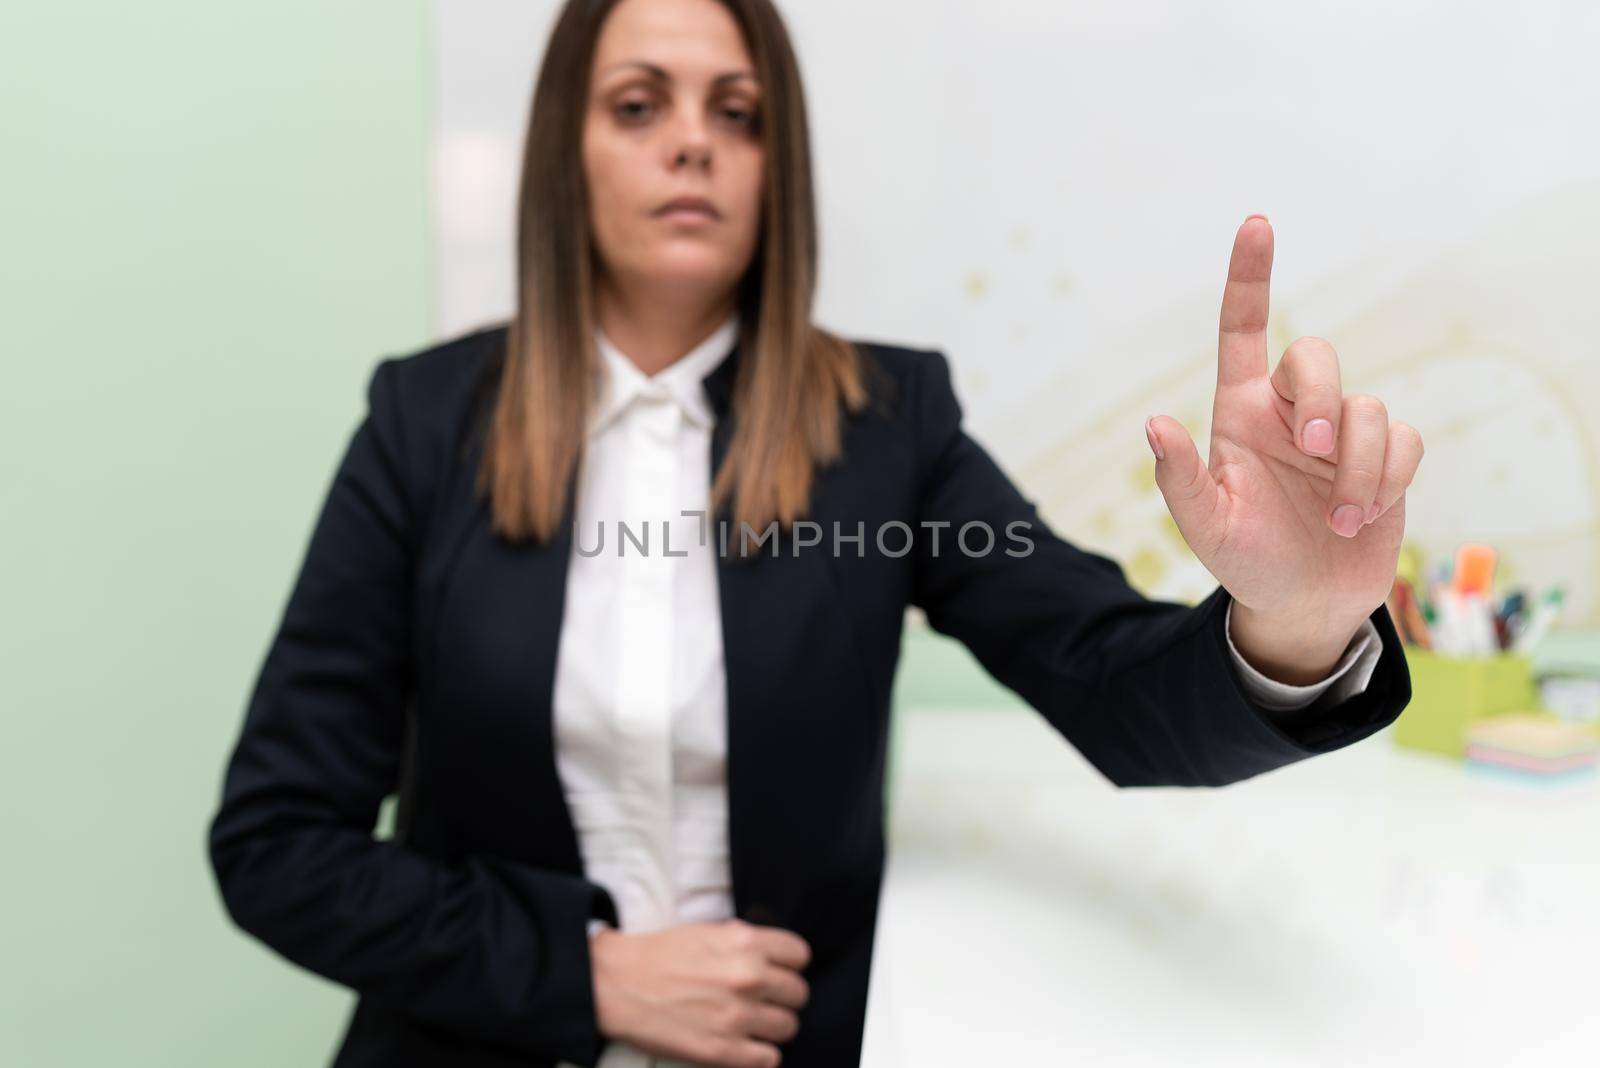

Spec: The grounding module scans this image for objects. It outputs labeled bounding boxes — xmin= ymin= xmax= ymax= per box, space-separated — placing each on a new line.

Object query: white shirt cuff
xmin=1224 ymin=598 xmax=1382 ymax=712
xmin=587 ymin=917 xmax=614 ymax=940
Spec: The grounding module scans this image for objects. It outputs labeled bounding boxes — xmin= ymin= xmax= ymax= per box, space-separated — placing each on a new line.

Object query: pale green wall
xmin=0 ymin=4 xmax=431 ymax=1064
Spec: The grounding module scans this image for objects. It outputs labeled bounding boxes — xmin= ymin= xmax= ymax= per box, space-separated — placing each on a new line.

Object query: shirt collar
xmin=589 ymin=311 xmax=740 ymax=438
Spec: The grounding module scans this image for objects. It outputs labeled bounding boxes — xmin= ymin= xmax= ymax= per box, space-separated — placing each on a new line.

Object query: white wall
xmin=430 ymin=0 xmax=1600 ymax=621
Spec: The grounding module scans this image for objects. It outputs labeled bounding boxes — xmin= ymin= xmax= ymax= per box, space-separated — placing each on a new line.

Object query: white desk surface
xmin=862 ymin=707 xmax=1600 ymax=1067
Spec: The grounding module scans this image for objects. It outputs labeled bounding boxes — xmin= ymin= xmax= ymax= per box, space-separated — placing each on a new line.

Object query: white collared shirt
xmin=553 ymin=313 xmax=740 ymax=1068
xmin=552 ymin=317 xmax=1380 ymax=1067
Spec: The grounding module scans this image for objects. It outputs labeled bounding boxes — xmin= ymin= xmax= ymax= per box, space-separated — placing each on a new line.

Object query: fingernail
xmin=1302 ymin=419 xmax=1334 ymax=455
xmin=1145 ymin=416 xmax=1164 ymax=461
xmin=1365 ymin=503 xmax=1380 ymax=524
xmin=1331 ymin=504 xmax=1364 ymax=537
xmin=1246 ymin=213 xmax=1269 ymax=223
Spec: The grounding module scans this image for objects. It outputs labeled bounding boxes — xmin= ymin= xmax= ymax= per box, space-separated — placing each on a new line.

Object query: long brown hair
xmin=476 ymin=0 xmax=870 ymax=548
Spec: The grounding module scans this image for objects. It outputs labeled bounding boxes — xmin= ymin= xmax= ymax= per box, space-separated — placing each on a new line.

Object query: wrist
xmin=588 ymin=923 xmax=621 ymax=1039
xmin=1229 ymin=600 xmax=1362 ymax=686
xmin=588 ymin=922 xmax=620 ymax=968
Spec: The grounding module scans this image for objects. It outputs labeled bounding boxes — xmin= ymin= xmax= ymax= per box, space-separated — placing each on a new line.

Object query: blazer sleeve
xmin=207 ymin=357 xmax=617 ymax=1067
xmin=906 ymin=348 xmax=1412 ymax=788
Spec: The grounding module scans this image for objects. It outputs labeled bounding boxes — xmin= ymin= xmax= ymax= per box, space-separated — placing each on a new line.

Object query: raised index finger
xmin=1217 ymin=214 xmax=1274 ymax=388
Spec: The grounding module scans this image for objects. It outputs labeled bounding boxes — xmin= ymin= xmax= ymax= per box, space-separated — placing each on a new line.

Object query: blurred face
xmin=583 ymin=0 xmax=765 ymax=304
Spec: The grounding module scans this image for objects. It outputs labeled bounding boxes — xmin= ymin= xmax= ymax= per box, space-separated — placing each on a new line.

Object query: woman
xmin=206 ymin=0 xmax=1421 ymax=1066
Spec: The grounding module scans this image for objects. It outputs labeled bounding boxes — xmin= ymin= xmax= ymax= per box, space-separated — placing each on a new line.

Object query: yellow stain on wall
xmin=1125 ymin=545 xmax=1170 ymax=590
xmin=1130 ymin=457 xmax=1157 ymax=494
xmin=1437 ymin=411 xmax=1478 ymax=440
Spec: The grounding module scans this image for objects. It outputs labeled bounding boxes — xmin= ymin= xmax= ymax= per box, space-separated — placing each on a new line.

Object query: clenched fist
xmin=591 ymin=917 xmax=812 ymax=1068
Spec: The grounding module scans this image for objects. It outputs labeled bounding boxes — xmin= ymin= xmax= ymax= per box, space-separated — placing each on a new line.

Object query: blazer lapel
xmin=422 ymin=424 xmax=589 ymax=876
xmin=703 ymin=340 xmax=809 ymax=933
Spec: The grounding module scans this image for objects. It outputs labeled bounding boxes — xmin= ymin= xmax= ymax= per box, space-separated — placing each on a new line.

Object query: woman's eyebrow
xmin=599 ymin=60 xmax=758 ymax=87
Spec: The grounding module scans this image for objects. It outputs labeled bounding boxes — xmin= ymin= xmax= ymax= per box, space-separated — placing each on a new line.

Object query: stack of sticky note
xmin=1464 ymin=713 xmax=1600 ymax=779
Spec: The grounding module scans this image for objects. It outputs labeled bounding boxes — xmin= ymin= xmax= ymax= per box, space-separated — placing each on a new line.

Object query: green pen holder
xmin=1392 ymin=647 xmax=1539 ymax=759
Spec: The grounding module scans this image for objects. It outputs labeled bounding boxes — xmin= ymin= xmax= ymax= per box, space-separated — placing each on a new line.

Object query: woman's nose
xmin=675 ymin=143 xmax=711 ymax=168
xmin=668 ymin=110 xmax=712 ymax=169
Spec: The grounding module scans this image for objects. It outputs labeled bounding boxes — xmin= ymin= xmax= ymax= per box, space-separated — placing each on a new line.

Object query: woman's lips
xmin=654 ymin=196 xmax=720 ymax=223
xmin=658 ymin=205 xmax=718 ymax=224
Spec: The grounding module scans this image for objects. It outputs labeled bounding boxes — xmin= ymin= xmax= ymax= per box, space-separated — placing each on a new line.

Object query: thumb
xmin=1145 ymin=415 xmax=1223 ymax=548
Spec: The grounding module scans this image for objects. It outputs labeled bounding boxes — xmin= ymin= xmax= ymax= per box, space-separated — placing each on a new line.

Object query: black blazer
xmin=207 ymin=324 xmax=1412 ymax=1068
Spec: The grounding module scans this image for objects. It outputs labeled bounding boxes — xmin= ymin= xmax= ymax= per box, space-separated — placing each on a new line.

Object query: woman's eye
xmin=611 ymin=96 xmax=758 ymax=130
xmin=614 ymin=99 xmax=652 ymax=122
